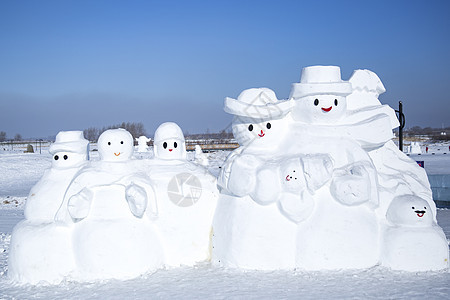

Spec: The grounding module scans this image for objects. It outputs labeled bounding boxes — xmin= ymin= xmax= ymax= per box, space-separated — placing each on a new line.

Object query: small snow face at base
xmin=291 ymin=95 xmax=347 ymax=124
xmin=386 ymin=195 xmax=433 ymax=227
xmin=98 ymin=129 xmax=134 ymax=161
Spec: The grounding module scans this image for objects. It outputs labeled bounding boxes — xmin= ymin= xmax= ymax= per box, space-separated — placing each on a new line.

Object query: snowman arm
xmin=125 ymin=182 xmax=149 ymax=218
xmin=67 ymin=187 xmax=94 ymax=222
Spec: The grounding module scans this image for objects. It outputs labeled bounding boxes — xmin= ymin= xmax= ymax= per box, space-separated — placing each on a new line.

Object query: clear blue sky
xmin=1 ymin=0 xmax=449 ymax=139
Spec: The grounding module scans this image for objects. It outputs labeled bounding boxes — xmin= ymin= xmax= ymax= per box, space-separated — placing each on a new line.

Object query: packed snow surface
xmin=1 ymin=148 xmax=449 ymax=299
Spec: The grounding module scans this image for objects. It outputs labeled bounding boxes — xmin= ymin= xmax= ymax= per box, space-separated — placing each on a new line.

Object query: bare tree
xmin=83 ymin=127 xmax=100 ymax=142
xmin=0 ymin=131 xmax=6 ymax=142
xmin=14 ymin=133 xmax=22 ymax=141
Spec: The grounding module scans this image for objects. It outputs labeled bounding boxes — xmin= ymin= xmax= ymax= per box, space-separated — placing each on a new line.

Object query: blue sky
xmin=1 ymin=0 xmax=449 ymax=139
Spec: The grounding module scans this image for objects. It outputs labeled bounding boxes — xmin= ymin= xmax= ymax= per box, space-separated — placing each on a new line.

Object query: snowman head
xmin=225 ymin=88 xmax=293 ymax=148
xmin=49 ymin=131 xmax=89 ymax=169
xmin=232 ymin=115 xmax=289 ymax=148
xmin=153 ymin=122 xmax=187 ymax=160
xmin=98 ymin=128 xmax=134 ymax=162
xmin=386 ymin=195 xmax=433 ymax=227
xmin=290 ymin=66 xmax=352 ymax=124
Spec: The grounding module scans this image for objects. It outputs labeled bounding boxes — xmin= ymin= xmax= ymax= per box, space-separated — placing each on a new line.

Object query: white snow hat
xmin=224 ymin=88 xmax=294 ymax=119
xmin=49 ymin=131 xmax=89 ymax=155
xmin=290 ymin=66 xmax=352 ymax=99
xmin=154 ymin=122 xmax=185 ymax=143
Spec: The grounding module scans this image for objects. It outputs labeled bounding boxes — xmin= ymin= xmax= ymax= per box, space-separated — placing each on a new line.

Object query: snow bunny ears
xmin=224 ymin=88 xmax=294 ymax=120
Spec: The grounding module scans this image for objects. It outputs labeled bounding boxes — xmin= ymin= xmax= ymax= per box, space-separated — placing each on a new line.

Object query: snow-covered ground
xmin=1 ymin=148 xmax=449 ymax=299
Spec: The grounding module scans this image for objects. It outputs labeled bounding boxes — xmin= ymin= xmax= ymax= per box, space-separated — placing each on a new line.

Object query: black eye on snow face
xmin=314 ymin=99 xmax=319 ymax=106
xmin=334 ymin=99 xmax=338 ymax=106
xmin=54 ymin=155 xmax=59 ymax=161
xmin=174 ymin=142 xmax=178 ymax=148
xmin=63 ymin=155 xmax=68 ymax=160
xmin=120 ymin=141 xmax=124 ymax=144
xmin=266 ymin=123 xmax=271 ymax=129
xmin=108 ymin=142 xmax=111 ymax=145
xmin=248 ymin=124 xmax=254 ymax=131
xmin=163 ymin=142 xmax=168 ymax=149
xmin=412 ymin=207 xmax=415 ymax=209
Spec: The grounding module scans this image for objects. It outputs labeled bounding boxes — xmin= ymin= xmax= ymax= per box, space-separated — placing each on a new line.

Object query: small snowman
xmin=135 ymin=135 xmax=151 ymax=153
xmin=381 ymin=195 xmax=449 ymax=271
xmin=55 ymin=128 xmax=163 ymax=281
xmin=145 ymin=122 xmax=219 ymax=267
xmin=153 ymin=122 xmax=187 ymax=161
xmin=8 ymin=131 xmax=89 ymax=284
xmin=194 ymin=145 xmax=209 ymax=167
xmin=24 ymin=131 xmax=89 ymax=222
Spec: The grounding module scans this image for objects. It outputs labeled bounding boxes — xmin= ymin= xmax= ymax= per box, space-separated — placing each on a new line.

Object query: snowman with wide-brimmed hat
xmin=290 ymin=65 xmax=352 ymax=125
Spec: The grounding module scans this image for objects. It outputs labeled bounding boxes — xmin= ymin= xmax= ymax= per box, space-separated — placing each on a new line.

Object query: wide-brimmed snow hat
xmin=49 ymin=131 xmax=89 ymax=155
xmin=224 ymin=88 xmax=294 ymax=119
xmin=290 ymin=66 xmax=352 ymax=99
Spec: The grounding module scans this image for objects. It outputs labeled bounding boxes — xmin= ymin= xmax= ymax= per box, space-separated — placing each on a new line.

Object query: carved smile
xmin=286 ymin=175 xmax=290 ymax=181
xmin=322 ymin=106 xmax=332 ymax=112
xmin=114 ymin=152 xmax=121 ymax=156
xmin=415 ymin=210 xmax=425 ymax=217
xmin=169 ymin=149 xmax=173 ymax=152
xmin=258 ymin=130 xmax=265 ymax=137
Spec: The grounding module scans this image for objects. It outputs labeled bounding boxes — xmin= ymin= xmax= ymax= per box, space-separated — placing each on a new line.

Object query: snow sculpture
xmin=194 ymin=145 xmax=209 ymax=167
xmin=55 ymin=128 xmax=163 ymax=281
xmin=145 ymin=122 xmax=219 ymax=266
xmin=136 ymin=135 xmax=151 ymax=152
xmin=25 ymin=131 xmax=89 ymax=221
xmin=214 ymin=88 xmax=307 ymax=270
xmin=409 ymin=141 xmax=422 ymax=154
xmin=381 ymin=195 xmax=449 ymax=271
xmin=213 ymin=65 xmax=448 ymax=272
xmin=8 ymin=131 xmax=89 ymax=284
xmin=153 ymin=122 xmax=187 ymax=160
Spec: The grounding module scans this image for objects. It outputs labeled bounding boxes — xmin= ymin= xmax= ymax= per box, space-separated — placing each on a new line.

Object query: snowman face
xmin=51 ymin=151 xmax=86 ymax=169
xmin=155 ymin=139 xmax=186 ymax=160
xmin=98 ymin=129 xmax=134 ymax=162
xmin=291 ymin=94 xmax=347 ymax=124
xmin=232 ymin=116 xmax=288 ymax=148
xmin=280 ymin=159 xmax=306 ymax=192
xmin=386 ymin=195 xmax=433 ymax=227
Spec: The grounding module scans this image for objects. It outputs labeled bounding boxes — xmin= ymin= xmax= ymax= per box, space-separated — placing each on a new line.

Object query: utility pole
xmin=395 ymin=101 xmax=406 ymax=152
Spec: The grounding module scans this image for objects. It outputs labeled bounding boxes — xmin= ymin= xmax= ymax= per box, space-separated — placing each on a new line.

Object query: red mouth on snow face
xmin=169 ymin=149 xmax=173 ymax=152
xmin=286 ymin=175 xmax=291 ymax=181
xmin=322 ymin=106 xmax=332 ymax=112
xmin=415 ymin=210 xmax=425 ymax=217
xmin=258 ymin=130 xmax=265 ymax=137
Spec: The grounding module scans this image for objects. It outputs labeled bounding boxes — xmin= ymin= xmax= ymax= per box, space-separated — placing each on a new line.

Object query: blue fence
xmin=428 ymin=174 xmax=450 ymax=208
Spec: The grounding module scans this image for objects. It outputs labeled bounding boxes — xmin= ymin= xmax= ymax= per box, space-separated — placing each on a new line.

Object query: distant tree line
xmin=83 ymin=122 xmax=147 ymax=142
xmin=0 ymin=131 xmax=23 ymax=142
xmin=403 ymin=126 xmax=450 ymax=141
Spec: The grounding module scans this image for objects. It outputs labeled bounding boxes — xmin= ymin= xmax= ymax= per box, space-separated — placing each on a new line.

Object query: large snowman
xmin=214 ymin=88 xmax=299 ymax=270
xmin=8 ymin=131 xmax=89 ymax=284
xmin=145 ymin=122 xmax=219 ymax=267
xmin=286 ymin=66 xmax=382 ymax=270
xmin=55 ymin=128 xmax=163 ymax=281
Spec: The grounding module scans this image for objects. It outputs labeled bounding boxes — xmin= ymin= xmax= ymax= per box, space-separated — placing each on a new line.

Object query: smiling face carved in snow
xmin=232 ymin=116 xmax=289 ymax=148
xmin=98 ymin=129 xmax=134 ymax=162
xmin=386 ymin=195 xmax=433 ymax=227
xmin=292 ymin=94 xmax=347 ymax=125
